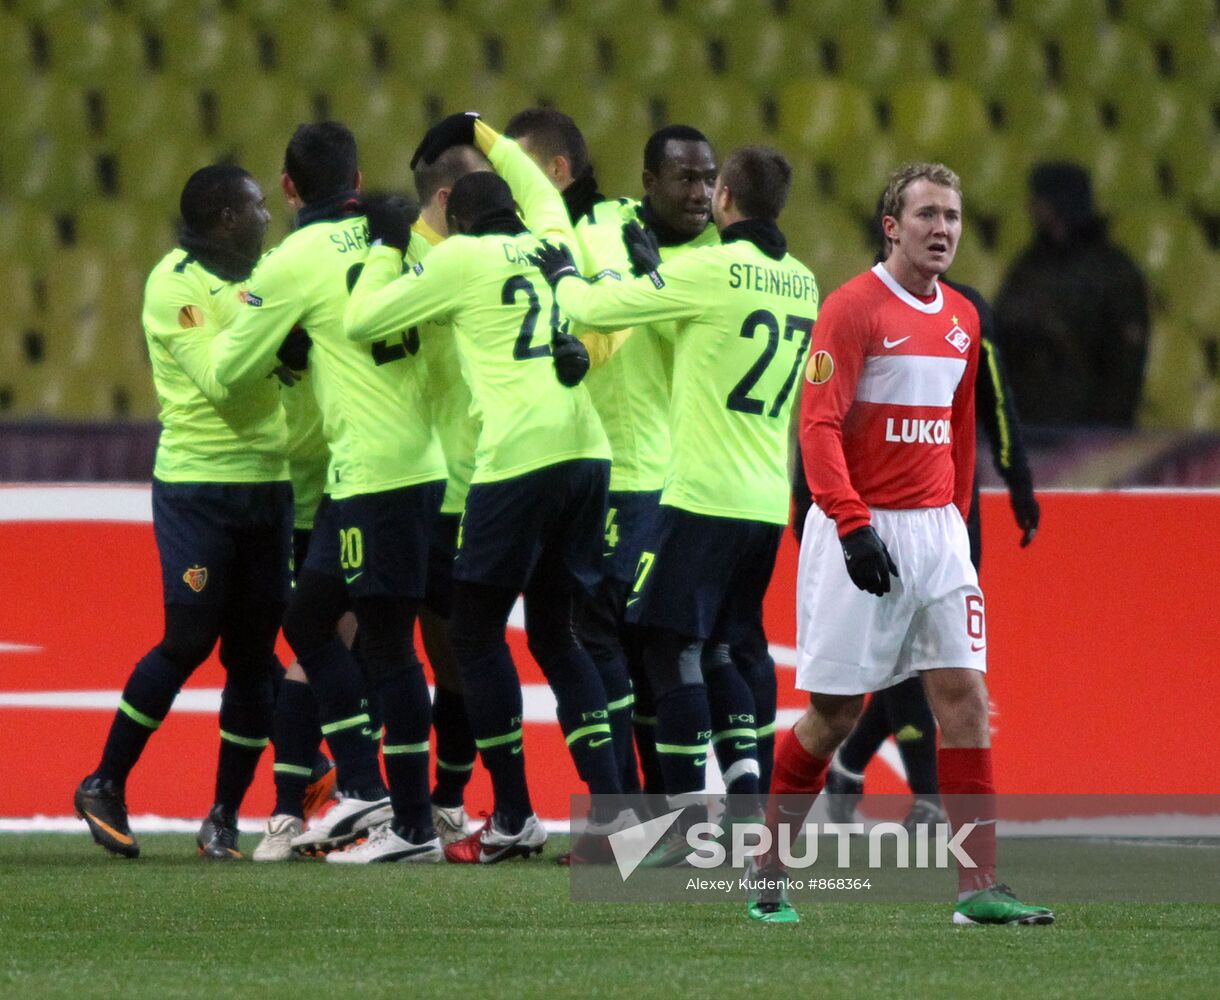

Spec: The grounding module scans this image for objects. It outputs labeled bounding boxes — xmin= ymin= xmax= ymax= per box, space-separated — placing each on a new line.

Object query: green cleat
xmin=638 ymin=829 xmax=693 ymax=868
xmin=745 ymin=861 xmax=800 ymax=924
xmin=953 ymin=884 xmax=1055 ymax=926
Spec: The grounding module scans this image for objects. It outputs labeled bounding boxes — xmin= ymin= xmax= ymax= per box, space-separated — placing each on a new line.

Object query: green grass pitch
xmin=2 ymin=834 xmax=1218 ymax=999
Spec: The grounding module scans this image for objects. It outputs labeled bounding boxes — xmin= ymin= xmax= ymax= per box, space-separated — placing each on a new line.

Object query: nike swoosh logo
xmin=344 ymin=572 xmax=363 ymax=585
xmin=511 ymin=745 xmax=523 ymax=755
xmin=210 ymin=286 xmax=224 ymax=295
xmin=733 ymin=741 xmax=756 ymax=751
xmin=970 ymin=642 xmax=986 ymax=652
xmin=626 ymin=597 xmax=640 ymax=607
xmin=883 ymin=336 xmax=910 ymax=348
xmin=84 ymin=810 xmax=134 ymax=845
xmin=588 ymin=737 xmax=613 ymax=748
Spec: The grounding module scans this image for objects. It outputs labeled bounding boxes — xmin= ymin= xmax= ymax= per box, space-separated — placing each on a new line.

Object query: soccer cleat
xmin=74 ymin=777 xmax=139 ymax=859
xmin=302 ymin=756 xmax=337 ymax=821
xmin=638 ymin=827 xmax=693 ymax=869
xmin=197 ymin=804 xmax=242 ymax=860
xmin=431 ymin=803 xmax=469 ymax=849
xmin=902 ymin=797 xmax=947 ymax=834
xmin=290 ymin=791 xmax=393 ymax=852
xmin=745 ymin=860 xmax=800 ymax=924
xmin=252 ymin=814 xmax=305 ymax=862
xmin=561 ymin=809 xmax=641 ymax=866
xmin=823 ymin=759 xmax=863 ymax=825
xmin=444 ymin=813 xmax=547 ymax=864
xmin=952 ymin=884 xmax=1055 ymax=926
xmin=326 ymin=822 xmax=443 ymax=864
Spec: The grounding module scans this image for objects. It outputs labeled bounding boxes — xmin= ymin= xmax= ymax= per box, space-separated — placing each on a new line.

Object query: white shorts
xmin=794 ymin=504 xmax=986 ymax=696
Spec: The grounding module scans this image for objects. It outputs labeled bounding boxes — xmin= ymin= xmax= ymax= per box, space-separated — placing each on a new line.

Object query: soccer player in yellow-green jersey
xmin=76 ymin=165 xmax=292 ymax=862
xmin=206 ymin=122 xmax=446 ymax=863
xmin=346 ymin=114 xmax=630 ymax=862
xmin=532 ymin=145 xmax=818 ymax=846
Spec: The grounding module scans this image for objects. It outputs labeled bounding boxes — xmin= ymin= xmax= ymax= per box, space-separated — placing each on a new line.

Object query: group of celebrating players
xmin=71 ymin=103 xmax=1052 ymax=927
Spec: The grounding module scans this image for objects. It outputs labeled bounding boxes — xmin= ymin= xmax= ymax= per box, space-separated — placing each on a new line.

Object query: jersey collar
xmin=412 ymin=218 xmax=444 ymax=247
xmin=870 ymin=262 xmax=944 ymax=314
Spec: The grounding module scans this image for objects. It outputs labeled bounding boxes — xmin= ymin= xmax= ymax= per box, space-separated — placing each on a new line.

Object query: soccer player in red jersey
xmin=751 ymin=164 xmax=1053 ymax=926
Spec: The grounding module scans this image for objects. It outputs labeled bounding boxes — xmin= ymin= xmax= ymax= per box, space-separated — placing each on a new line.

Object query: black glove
xmin=362 ymin=194 xmax=417 ymax=253
xmin=552 ymin=332 xmax=590 ymax=387
xmin=276 ymin=324 xmax=312 ymax=371
xmin=410 ymin=111 xmax=481 ymax=168
xmin=622 ymin=220 xmax=661 ymax=276
xmin=840 ymin=525 xmax=899 ymax=597
xmin=1005 ymin=468 xmax=1040 ymax=547
xmin=527 ymin=239 xmax=579 ymax=289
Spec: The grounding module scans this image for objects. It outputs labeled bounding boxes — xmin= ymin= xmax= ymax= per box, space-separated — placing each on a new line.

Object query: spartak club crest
xmin=182 ymin=565 xmax=209 ymax=593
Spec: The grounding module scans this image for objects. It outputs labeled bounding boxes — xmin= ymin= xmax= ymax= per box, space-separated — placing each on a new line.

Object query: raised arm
xmin=345 ymin=243 xmax=457 ymax=344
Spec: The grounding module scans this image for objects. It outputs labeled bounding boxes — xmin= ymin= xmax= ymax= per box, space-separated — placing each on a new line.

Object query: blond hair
xmin=881 ymin=162 xmax=962 ymax=221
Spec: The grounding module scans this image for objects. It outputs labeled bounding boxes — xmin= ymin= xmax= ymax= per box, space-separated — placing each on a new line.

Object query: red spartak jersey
xmin=801 ymin=263 xmax=979 ymax=536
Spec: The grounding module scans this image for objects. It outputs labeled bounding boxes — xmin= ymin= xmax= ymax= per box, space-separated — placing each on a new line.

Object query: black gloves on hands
xmin=622 ymin=220 xmax=661 ymax=276
xmin=552 ymin=333 xmax=590 ymax=387
xmin=841 ymin=525 xmax=899 ymax=597
xmin=276 ymin=324 xmax=312 ymax=372
xmin=410 ymin=112 xmax=481 ymax=168
xmin=1006 ymin=469 xmax=1040 ymax=547
xmin=527 ymin=239 xmax=579 ymax=289
xmin=362 ymin=195 xmax=418 ymax=254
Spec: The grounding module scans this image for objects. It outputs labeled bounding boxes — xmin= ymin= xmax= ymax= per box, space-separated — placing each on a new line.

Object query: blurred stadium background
xmin=1 ymin=0 xmax=1218 ymax=451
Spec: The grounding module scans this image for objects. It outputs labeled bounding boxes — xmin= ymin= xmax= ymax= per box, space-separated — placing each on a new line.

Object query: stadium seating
xmin=0 ymin=0 xmax=1215 ymax=424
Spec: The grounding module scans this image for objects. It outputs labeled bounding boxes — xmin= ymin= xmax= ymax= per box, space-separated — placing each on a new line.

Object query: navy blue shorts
xmin=292 ymin=528 xmax=313 ymax=582
xmin=304 ymin=481 xmax=444 ymax=600
xmin=424 ymin=512 xmax=460 ymax=618
xmin=603 ymin=489 xmax=662 ymax=584
xmin=152 ymin=478 xmax=293 ymax=607
xmin=454 ymin=459 xmax=609 ymax=593
xmin=624 ymin=506 xmax=782 ymax=642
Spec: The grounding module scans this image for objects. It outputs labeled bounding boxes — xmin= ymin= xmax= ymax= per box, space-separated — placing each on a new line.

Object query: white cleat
xmin=252 ymin=814 xmax=305 ymax=862
xmin=444 ymin=813 xmax=548 ymax=864
xmin=325 ymin=822 xmax=443 ymax=864
xmin=431 ymin=803 xmax=469 ymax=849
xmin=290 ymin=793 xmax=393 ymax=852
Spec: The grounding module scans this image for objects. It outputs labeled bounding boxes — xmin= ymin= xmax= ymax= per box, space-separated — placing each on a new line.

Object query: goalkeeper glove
xmin=1005 ymin=468 xmax=1040 ymax=547
xmin=622 ymin=220 xmax=661 ymax=276
xmin=527 ymin=239 xmax=579 ymax=289
xmin=362 ymin=195 xmax=417 ymax=253
xmin=410 ymin=112 xmax=480 ymax=168
xmin=840 ymin=525 xmax=899 ymax=597
xmin=551 ymin=333 xmax=590 ymax=387
xmin=276 ymin=324 xmax=312 ymax=372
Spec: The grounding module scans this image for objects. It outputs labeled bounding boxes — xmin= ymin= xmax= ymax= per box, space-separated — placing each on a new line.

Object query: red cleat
xmin=302 ymin=757 xmax=337 ymax=821
xmin=444 ymin=813 xmax=547 ymax=864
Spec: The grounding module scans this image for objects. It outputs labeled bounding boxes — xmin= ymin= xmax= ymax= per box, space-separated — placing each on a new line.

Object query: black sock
xmin=704 ymin=645 xmax=760 ymax=804
xmin=377 ymin=664 xmax=433 ymax=834
xmin=838 ymin=692 xmax=891 ymax=776
xmin=881 ymin=677 xmax=939 ymax=798
xmin=298 ymin=637 xmax=383 ymax=796
xmin=653 ymin=683 xmax=711 ymax=796
xmin=432 ymin=684 xmax=475 ymax=809
xmin=543 ymin=645 xmax=622 ymax=798
xmin=734 ymin=636 xmax=777 ymax=794
xmin=272 ymin=677 xmax=322 ymax=818
xmin=214 ymin=682 xmax=272 ymax=815
xmin=94 ymin=648 xmax=187 ymax=785
xmin=630 ymin=670 xmax=664 ymax=794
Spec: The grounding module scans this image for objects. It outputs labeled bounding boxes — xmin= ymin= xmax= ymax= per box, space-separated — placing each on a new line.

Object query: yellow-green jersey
xmin=209 ymin=211 xmax=446 ymax=501
xmin=556 ymin=234 xmax=819 ymax=525
xmin=280 ymin=370 xmax=329 ymax=530
xmin=142 ymin=249 xmax=287 ymax=484
xmin=574 ymin=202 xmax=720 ymax=492
xmin=407 ymin=219 xmax=479 ymax=515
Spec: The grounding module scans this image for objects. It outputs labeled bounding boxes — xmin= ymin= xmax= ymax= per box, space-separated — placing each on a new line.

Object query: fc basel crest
xmin=182 ymin=565 xmax=208 ymax=593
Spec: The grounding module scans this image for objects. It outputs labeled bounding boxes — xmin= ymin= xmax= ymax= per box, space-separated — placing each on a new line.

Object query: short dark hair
xmin=643 ymin=124 xmax=710 ymax=175
xmin=719 ymin=145 xmax=792 ymax=222
xmin=504 ymin=107 xmax=589 ymax=178
xmin=283 ymin=121 xmax=358 ymax=204
xmin=446 ymin=171 xmax=517 ymax=231
xmin=413 ymin=144 xmax=491 ymax=206
xmin=179 ymin=163 xmax=254 ymax=232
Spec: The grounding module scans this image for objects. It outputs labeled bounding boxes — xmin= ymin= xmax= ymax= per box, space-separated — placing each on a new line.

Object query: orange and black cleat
xmin=75 ymin=777 xmax=140 ymax=859
xmin=302 ymin=756 xmax=337 ymax=821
